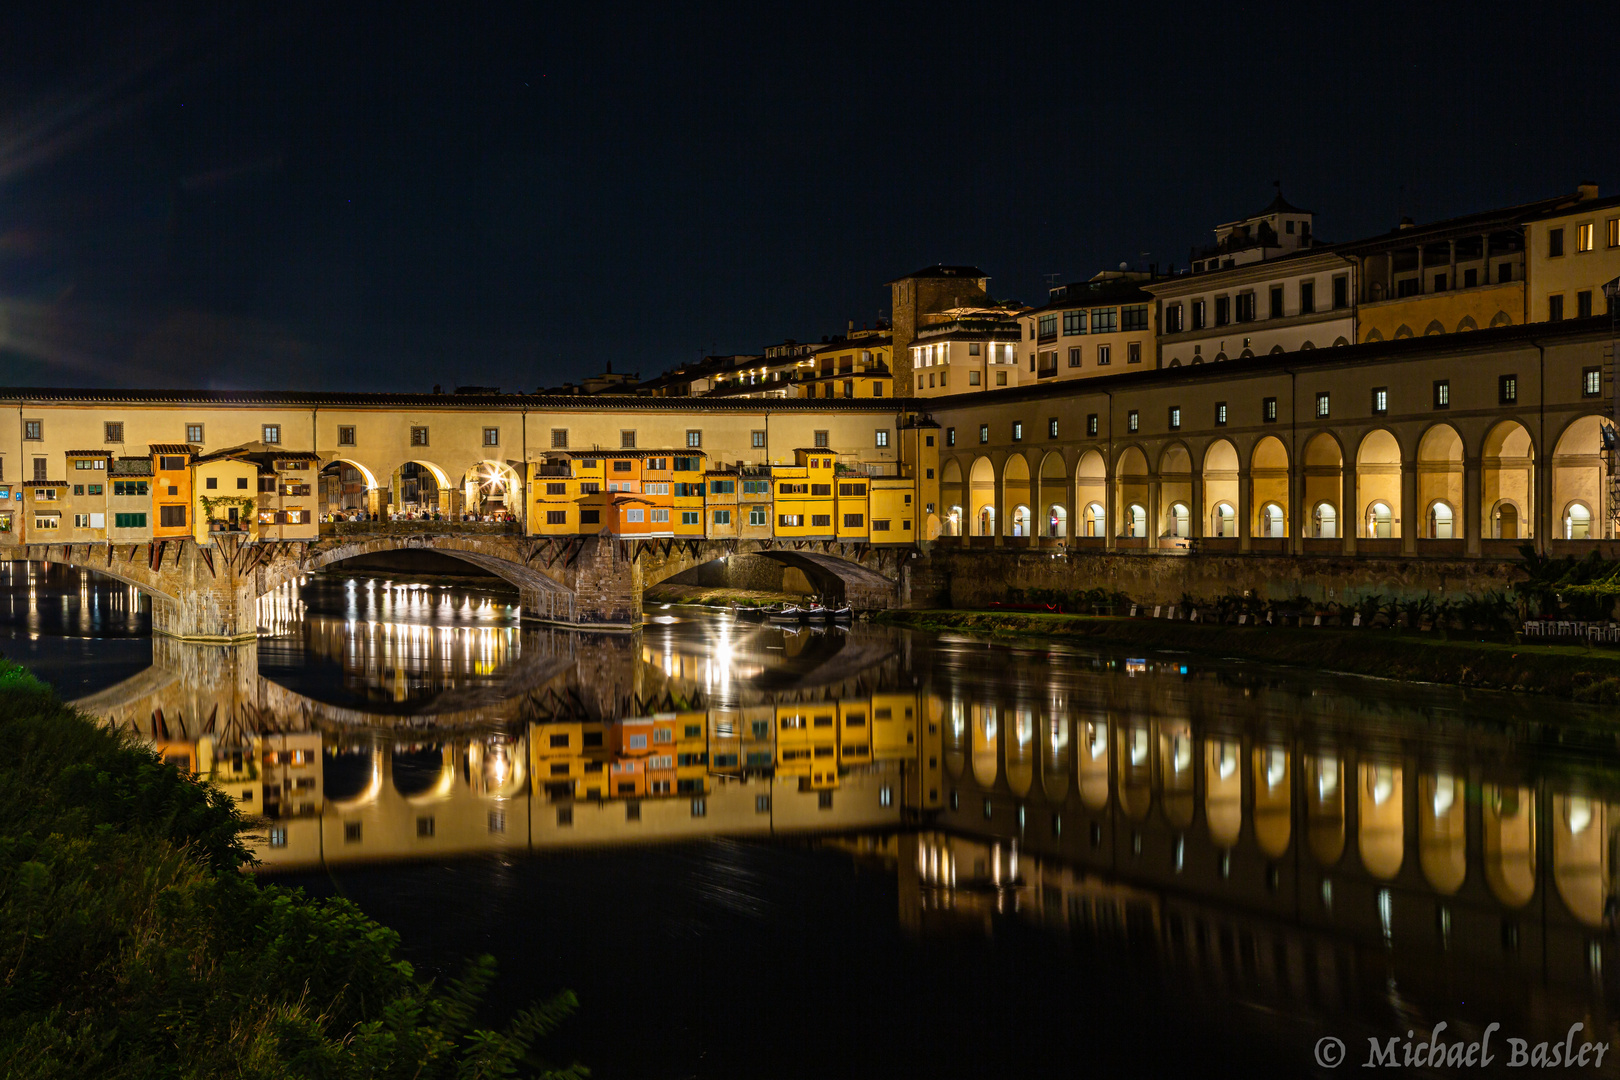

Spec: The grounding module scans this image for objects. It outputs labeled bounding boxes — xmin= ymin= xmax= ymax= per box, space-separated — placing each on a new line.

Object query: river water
xmin=11 ymin=562 xmax=1620 ymax=1077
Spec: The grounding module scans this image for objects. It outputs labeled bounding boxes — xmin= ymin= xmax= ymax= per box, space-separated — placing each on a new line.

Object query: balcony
xmin=535 ymin=464 xmax=571 ymax=477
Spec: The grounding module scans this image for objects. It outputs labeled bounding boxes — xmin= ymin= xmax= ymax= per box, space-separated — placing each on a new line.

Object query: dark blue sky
xmin=0 ymin=0 xmax=1613 ymax=391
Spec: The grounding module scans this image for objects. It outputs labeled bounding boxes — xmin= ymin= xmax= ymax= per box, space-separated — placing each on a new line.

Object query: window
xmin=968 ymin=371 xmax=981 ymax=386
xmin=1127 ymin=410 xmax=1139 ymax=433
xmin=1038 ymin=313 xmax=1058 ymax=339
xmin=1269 ymin=285 xmax=1284 ymax=318
xmin=1168 ymin=406 xmax=1181 ymax=430
xmin=1499 ymin=374 xmax=1518 ymax=404
xmin=87 ymin=484 xmax=101 ymax=495
xmin=1577 ymin=222 xmax=1595 ymax=252
xmin=1191 ymin=299 xmax=1206 ymax=329
xmin=1299 ymin=281 xmax=1315 ymax=314
xmin=1068 ymin=346 xmax=1081 ymax=368
xmin=336 ymin=425 xmax=354 ymax=446
xmin=995 ymin=371 xmax=1007 ymax=386
xmin=1316 ymin=392 xmax=1330 ymax=418
xmin=1086 ymin=414 xmax=1099 ymax=437
xmin=1128 ymin=342 xmax=1141 ymax=364
xmin=1063 ymin=309 xmax=1086 ymax=335
xmin=1164 ymin=304 xmax=1183 ymax=333
xmin=182 ymin=423 xmax=204 ymax=445
xmin=551 ymin=428 xmax=568 ymax=448
xmin=539 ymin=509 xmax=566 ymax=526
xmin=979 ymin=424 xmax=989 ymax=444
xmin=114 ymin=512 xmax=146 ymax=528
xmin=1372 ymin=387 xmax=1388 ymax=415
xmin=742 ymin=479 xmax=768 ymax=495
xmin=680 ymin=510 xmax=699 ymax=526
xmin=1215 ymin=402 xmax=1227 ymax=426
xmin=205 ymin=476 xmax=217 ymax=490
xmin=686 ymin=430 xmax=702 ymax=448
xmin=1434 ymin=380 xmax=1451 ymax=408
xmin=1332 ymin=275 xmax=1349 ymax=309
xmin=1549 ymin=294 xmax=1564 ymax=321
xmin=778 ymin=514 xmax=802 ymax=527
xmin=159 ymin=505 xmax=186 ymax=527
xmin=1097 ymin=344 xmax=1111 ymax=365
xmin=1578 ymin=291 xmax=1593 ymax=318
xmin=810 ymin=513 xmax=830 ymax=528
xmin=103 ymin=421 xmax=123 ymax=443
xmin=1263 ymin=396 xmax=1278 ymax=423
xmin=1498 ymin=262 xmax=1513 ymax=284
xmin=946 ymin=427 xmax=956 ymax=446
xmin=1091 ymin=307 xmax=1117 ymax=333
xmin=1548 ymin=227 xmax=1565 ymax=257
xmin=1122 ymin=305 xmax=1148 ymax=331
xmin=651 ymin=509 xmax=671 ymax=523
xmin=748 ymin=506 xmax=767 ymax=526
xmin=546 ymin=482 xmax=567 ymax=495
xmin=1235 ymin=292 xmax=1256 ymax=322
xmin=114 ymin=481 xmax=148 ymax=496
xmin=871 ymin=519 xmax=891 ymax=531
xmin=709 ymin=479 xmax=734 ymax=494
xmin=875 ymin=429 xmax=889 ymax=448
xmin=416 ymin=816 xmax=435 ymax=838
xmin=1584 ymin=367 xmax=1603 ymax=398
xmin=1214 ymin=297 xmax=1230 ymax=326
xmin=1048 ymin=417 xmax=1058 ymax=438
xmin=1011 ymin=422 xmax=1023 ymax=442
xmin=30 ymin=459 xmax=44 ymax=481
xmin=23 ymin=420 xmax=41 ymax=441
xmin=580 ymin=509 xmax=600 ymax=524
xmin=709 ymin=509 xmax=731 ymax=526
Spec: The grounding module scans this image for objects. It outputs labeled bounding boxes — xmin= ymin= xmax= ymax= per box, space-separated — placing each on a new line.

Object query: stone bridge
xmin=6 ymin=524 xmax=915 ymax=640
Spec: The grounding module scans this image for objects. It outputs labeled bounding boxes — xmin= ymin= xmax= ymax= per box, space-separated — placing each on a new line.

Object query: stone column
xmin=1341 ymin=461 xmax=1358 ymax=556
xmin=1188 ymin=465 xmax=1203 ymax=542
xmin=1147 ymin=475 xmax=1162 ymax=549
xmin=1065 ymin=455 xmax=1079 ymax=545
xmin=1535 ymin=457 xmax=1553 ymax=553
xmin=1237 ymin=468 xmax=1253 ymax=553
xmin=1104 ymin=465 xmax=1117 ymax=551
xmin=1463 ymin=456 xmax=1482 ymax=556
xmin=1400 ymin=461 xmax=1418 ymax=555
xmin=1290 ymin=460 xmax=1305 ymax=554
xmin=992 ymin=456 xmax=1006 ymax=547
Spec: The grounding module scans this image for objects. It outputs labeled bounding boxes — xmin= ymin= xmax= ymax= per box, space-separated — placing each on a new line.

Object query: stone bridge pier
xmin=10 ymin=528 xmax=914 ymax=638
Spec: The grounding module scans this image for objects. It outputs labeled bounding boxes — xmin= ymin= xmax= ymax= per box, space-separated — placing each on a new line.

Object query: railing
xmin=535 ymin=465 xmax=571 ymax=477
xmin=319 ymin=521 xmax=522 ymax=537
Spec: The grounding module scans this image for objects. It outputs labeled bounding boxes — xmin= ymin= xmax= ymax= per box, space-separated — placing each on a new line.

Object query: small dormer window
xmin=1285 ymin=220 xmax=1295 ymax=234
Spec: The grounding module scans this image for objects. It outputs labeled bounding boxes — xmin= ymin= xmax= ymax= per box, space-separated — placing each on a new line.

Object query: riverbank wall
xmin=908 ymin=548 xmax=1523 ymax=609
xmin=875 ymin=608 xmax=1620 ymax=703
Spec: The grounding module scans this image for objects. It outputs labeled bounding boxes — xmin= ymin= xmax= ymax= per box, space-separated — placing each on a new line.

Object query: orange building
xmin=150 ymin=443 xmax=196 ymax=539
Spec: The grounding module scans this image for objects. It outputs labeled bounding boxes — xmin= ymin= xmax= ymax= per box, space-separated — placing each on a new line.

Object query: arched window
xmin=1565 ymin=503 xmax=1592 ymax=540
xmin=1492 ymin=502 xmax=1518 ymax=540
xmin=947 ymin=506 xmax=963 ymax=536
xmin=1126 ymin=504 xmax=1147 ymax=538
xmin=1313 ymin=502 xmax=1337 ymax=539
xmin=1047 ymin=505 xmax=1067 ymax=537
xmin=1260 ymin=503 xmax=1285 ymax=538
xmin=1084 ymin=502 xmax=1105 ymax=537
xmin=1168 ymin=502 xmax=1190 ymax=538
xmin=1011 ymin=505 xmax=1030 ymax=537
xmin=978 ymin=506 xmax=995 ymax=536
xmin=1211 ymin=502 xmax=1235 ymax=537
xmin=1428 ymin=501 xmax=1454 ymax=539
xmin=1366 ymin=501 xmax=1393 ymax=539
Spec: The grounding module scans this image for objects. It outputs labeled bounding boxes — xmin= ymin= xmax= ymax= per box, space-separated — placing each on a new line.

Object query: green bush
xmin=0 ymin=663 xmax=586 ymax=1080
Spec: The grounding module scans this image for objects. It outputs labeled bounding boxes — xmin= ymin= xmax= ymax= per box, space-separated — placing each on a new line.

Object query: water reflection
xmin=41 ymin=569 xmax=1620 ymax=1066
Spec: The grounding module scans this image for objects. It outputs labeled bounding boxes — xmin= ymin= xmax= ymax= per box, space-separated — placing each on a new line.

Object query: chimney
xmin=1578 ymin=181 xmax=1600 ymax=201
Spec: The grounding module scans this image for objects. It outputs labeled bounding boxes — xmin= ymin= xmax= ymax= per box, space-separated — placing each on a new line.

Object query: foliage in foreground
xmin=0 ymin=662 xmax=585 ymax=1080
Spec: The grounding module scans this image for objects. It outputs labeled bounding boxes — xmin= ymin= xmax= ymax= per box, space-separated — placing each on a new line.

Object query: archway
xmin=1076 ymin=451 xmax=1106 ymax=537
xmin=1202 ymin=440 xmax=1239 ymax=537
xmin=1358 ymin=762 xmax=1404 ymax=880
xmin=1482 ymin=420 xmax=1534 ymax=539
xmin=388 ymin=460 xmax=453 ymax=519
xmin=1037 ymin=452 xmax=1067 ymax=537
xmin=969 ymin=457 xmax=996 ymax=537
xmin=1115 ymin=447 xmax=1149 ymax=538
xmin=1419 ymin=773 xmax=1466 ymax=895
xmin=459 ymin=460 xmax=524 ymax=521
xmin=1250 ymin=436 xmax=1289 ymax=539
xmin=1483 ymin=784 xmax=1536 ymax=908
xmin=1355 ymin=431 xmax=1402 ymax=538
xmin=320 ymin=458 xmax=379 ymax=518
xmin=1306 ymin=755 xmax=1345 ymax=868
xmin=1552 ymin=416 xmax=1610 ymax=542
xmin=1417 ymin=425 xmax=1463 ymax=540
xmin=1001 ymin=454 xmax=1031 ymax=538
xmin=1253 ymin=746 xmax=1291 ymax=860
xmin=940 ymin=459 xmax=964 ymax=536
xmin=1159 ymin=444 xmax=1192 ymax=538
xmin=1205 ymin=739 xmax=1243 ymax=849
xmin=1302 ymin=433 xmax=1342 ymax=538
xmin=1552 ymin=795 xmax=1609 ymax=926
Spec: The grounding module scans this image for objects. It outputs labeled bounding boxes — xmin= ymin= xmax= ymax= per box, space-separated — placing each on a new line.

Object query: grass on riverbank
xmin=877 ymin=609 xmax=1620 ymax=703
xmin=0 ymin=662 xmax=585 ymax=1080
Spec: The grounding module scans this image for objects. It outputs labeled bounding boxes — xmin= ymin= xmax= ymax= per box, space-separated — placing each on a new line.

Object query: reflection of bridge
xmin=19 ymin=525 xmax=909 ymax=639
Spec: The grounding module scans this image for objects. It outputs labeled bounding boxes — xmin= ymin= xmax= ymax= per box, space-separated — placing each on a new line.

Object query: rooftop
xmin=884 ymin=264 xmax=988 ymax=285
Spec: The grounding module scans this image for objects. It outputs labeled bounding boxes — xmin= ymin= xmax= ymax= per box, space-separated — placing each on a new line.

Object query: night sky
xmin=0 ymin=1 xmax=1613 ymax=392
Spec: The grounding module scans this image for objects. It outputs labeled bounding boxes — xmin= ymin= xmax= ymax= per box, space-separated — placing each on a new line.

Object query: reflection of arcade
xmin=922 ymin=660 xmax=1620 ymax=1047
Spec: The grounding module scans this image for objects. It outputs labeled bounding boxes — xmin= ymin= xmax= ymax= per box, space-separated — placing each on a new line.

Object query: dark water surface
xmin=18 ymin=567 xmax=1620 ymax=1077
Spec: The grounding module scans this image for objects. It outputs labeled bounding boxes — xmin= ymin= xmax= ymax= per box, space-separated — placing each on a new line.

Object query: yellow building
xmin=906 ymin=315 xmax=1023 ymax=397
xmin=191 ymin=455 xmax=261 ymax=541
xmin=108 ymin=457 xmax=154 ymax=543
xmin=772 ymin=450 xmax=836 ymax=540
xmin=63 ymin=450 xmax=110 ymax=542
xmin=1015 ymin=273 xmax=1158 ymax=382
xmin=23 ymin=480 xmax=67 ymax=541
xmin=150 ymin=443 xmax=196 ymax=539
xmin=1524 ymin=187 xmax=1620 ymax=324
xmin=800 ymin=332 xmax=894 ymax=400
